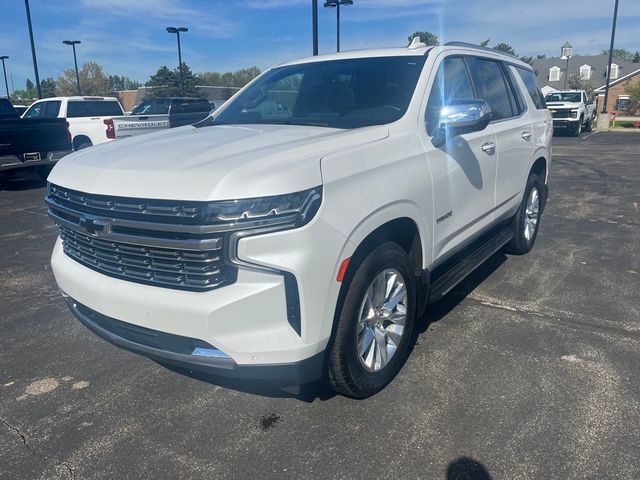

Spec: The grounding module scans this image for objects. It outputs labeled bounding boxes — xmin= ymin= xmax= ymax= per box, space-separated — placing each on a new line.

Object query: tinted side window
xmin=172 ymin=100 xmax=210 ymax=114
xmin=24 ymin=102 xmax=44 ymax=119
xmin=131 ymin=101 xmax=153 ymax=115
xmin=67 ymin=101 xmax=124 ymax=118
xmin=467 ymin=57 xmax=516 ymax=121
xmin=425 ymin=56 xmax=475 ymax=135
xmin=515 ymin=67 xmax=546 ymax=110
xmin=154 ymin=100 xmax=170 ymax=115
xmin=43 ymin=101 xmax=61 ymax=118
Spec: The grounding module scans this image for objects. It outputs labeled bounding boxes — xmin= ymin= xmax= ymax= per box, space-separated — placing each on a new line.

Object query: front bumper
xmin=65 ymin=296 xmax=324 ymax=383
xmin=552 ymin=118 xmax=580 ymax=129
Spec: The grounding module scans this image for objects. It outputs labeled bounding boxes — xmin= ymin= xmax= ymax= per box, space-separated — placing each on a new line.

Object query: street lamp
xmin=62 ymin=40 xmax=81 ymax=95
xmin=324 ymin=0 xmax=353 ymax=53
xmin=0 ymin=56 xmax=9 ymax=100
xmin=561 ymin=41 xmax=572 ymax=89
xmin=166 ymin=26 xmax=188 ymax=95
xmin=602 ymin=0 xmax=620 ymax=114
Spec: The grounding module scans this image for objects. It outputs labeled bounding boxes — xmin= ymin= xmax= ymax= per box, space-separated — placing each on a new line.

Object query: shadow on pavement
xmin=158 ymin=361 xmax=337 ymax=403
xmin=0 ymin=171 xmax=47 ymax=192
xmin=447 ymin=457 xmax=493 ymax=480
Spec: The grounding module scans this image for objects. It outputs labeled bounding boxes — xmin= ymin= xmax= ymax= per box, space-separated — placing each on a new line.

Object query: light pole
xmin=0 ymin=56 xmax=9 ymax=100
xmin=24 ymin=0 xmax=41 ymax=98
xmin=63 ymin=40 xmax=81 ymax=95
xmin=561 ymin=41 xmax=572 ymax=89
xmin=324 ymin=0 xmax=353 ymax=52
xmin=312 ymin=0 xmax=318 ymax=55
xmin=166 ymin=27 xmax=188 ymax=95
xmin=602 ymin=0 xmax=620 ymax=114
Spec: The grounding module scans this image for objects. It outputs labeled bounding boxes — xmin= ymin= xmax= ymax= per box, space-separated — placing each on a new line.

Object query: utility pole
xmin=24 ymin=0 xmax=42 ymax=98
xmin=602 ymin=0 xmax=620 ymax=114
xmin=312 ymin=0 xmax=318 ymax=55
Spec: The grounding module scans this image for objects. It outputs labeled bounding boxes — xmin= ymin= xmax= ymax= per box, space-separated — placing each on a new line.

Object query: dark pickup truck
xmin=0 ymin=98 xmax=72 ymax=180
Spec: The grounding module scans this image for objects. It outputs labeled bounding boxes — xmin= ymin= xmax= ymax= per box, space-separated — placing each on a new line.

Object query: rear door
xmin=466 ymin=56 xmax=532 ymax=220
xmin=420 ymin=54 xmax=498 ymax=262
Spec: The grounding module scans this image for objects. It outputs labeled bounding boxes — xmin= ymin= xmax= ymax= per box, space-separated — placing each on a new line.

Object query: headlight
xmin=200 ymin=187 xmax=322 ymax=231
xmin=571 ymin=110 xmax=578 ymax=118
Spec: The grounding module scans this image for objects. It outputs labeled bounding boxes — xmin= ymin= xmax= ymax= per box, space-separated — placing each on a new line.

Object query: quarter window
xmin=466 ymin=57 xmax=517 ymax=121
xmin=515 ymin=67 xmax=546 ymax=109
xmin=425 ymin=56 xmax=475 ymax=136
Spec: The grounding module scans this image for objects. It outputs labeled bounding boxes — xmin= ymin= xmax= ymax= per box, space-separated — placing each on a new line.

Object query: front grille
xmin=59 ymin=226 xmax=235 ymax=291
xmin=551 ymin=109 xmax=572 ymax=119
xmin=48 ymin=183 xmax=202 ymax=225
xmin=47 ymin=184 xmax=238 ymax=292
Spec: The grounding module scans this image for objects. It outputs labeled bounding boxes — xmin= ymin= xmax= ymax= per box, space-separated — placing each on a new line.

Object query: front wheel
xmin=504 ymin=173 xmax=546 ymax=255
xmin=573 ymin=119 xmax=583 ymax=136
xmin=328 ymin=243 xmax=416 ymax=398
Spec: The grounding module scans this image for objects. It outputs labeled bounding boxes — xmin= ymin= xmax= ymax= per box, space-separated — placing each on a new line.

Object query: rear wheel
xmin=584 ymin=114 xmax=594 ymax=132
xmin=328 ymin=243 xmax=416 ymax=398
xmin=504 ymin=173 xmax=546 ymax=255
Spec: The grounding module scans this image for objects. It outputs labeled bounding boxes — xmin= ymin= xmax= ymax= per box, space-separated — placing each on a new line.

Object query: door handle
xmin=521 ymin=131 xmax=532 ymax=141
xmin=481 ymin=142 xmax=496 ymax=154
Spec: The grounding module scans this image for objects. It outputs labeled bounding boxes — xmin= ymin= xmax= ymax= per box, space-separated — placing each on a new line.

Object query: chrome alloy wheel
xmin=356 ymin=269 xmax=408 ymax=372
xmin=524 ymin=187 xmax=540 ymax=242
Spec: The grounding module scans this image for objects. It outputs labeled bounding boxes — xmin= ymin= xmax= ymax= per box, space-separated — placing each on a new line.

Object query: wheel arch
xmin=72 ymin=135 xmax=93 ymax=150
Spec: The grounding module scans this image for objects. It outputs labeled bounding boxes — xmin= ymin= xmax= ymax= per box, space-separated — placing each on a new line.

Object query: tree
xmin=407 ymin=31 xmax=439 ymax=46
xmin=40 ymin=78 xmax=56 ymax=98
xmin=626 ymin=80 xmax=640 ymax=114
xmin=146 ymin=66 xmax=178 ymax=97
xmin=494 ymin=43 xmax=516 ymax=56
xmin=108 ymin=75 xmax=141 ymax=92
xmin=480 ymin=38 xmax=490 ymax=47
xmin=567 ymin=74 xmax=594 ymax=98
xmin=633 ymin=51 xmax=640 ymax=63
xmin=519 ymin=56 xmax=534 ymax=66
xmin=536 ymin=54 xmax=547 ymax=59
xmin=56 ymin=61 xmax=110 ymax=96
xmin=601 ymin=48 xmax=634 ymax=62
xmin=25 ymin=79 xmax=36 ymax=98
xmin=197 ymin=67 xmax=261 ymax=88
xmin=145 ymin=63 xmax=205 ymax=98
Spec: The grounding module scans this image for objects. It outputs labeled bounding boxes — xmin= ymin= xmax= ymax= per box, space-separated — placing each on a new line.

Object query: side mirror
xmin=432 ymin=99 xmax=492 ymax=147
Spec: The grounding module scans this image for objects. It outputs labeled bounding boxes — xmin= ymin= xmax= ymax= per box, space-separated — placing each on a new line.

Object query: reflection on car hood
xmin=48 ymin=123 xmax=389 ymax=201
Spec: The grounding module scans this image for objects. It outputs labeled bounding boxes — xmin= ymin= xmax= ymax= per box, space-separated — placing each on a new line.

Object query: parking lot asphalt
xmin=1 ymin=132 xmax=639 ymax=480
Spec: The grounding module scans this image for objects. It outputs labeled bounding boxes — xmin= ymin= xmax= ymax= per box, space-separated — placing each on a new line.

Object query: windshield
xmin=545 ymin=92 xmax=582 ymax=103
xmin=211 ymin=56 xmax=426 ymax=129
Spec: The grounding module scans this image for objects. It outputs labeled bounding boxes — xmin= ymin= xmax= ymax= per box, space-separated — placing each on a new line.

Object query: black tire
xmin=328 ymin=243 xmax=416 ymax=398
xmin=504 ymin=173 xmax=546 ymax=255
xmin=36 ymin=165 xmax=54 ymax=181
xmin=573 ymin=118 xmax=583 ymax=136
xmin=584 ymin=115 xmax=593 ymax=132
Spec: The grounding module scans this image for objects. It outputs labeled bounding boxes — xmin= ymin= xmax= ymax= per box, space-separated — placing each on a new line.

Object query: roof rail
xmin=444 ymin=41 xmax=519 ymax=59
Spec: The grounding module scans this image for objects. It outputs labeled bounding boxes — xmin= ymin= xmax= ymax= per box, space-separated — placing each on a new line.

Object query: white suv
xmin=46 ymin=42 xmax=552 ymax=398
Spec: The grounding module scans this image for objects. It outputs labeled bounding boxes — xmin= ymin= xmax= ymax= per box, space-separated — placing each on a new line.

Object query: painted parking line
xmin=582 ymin=131 xmax=600 ymax=140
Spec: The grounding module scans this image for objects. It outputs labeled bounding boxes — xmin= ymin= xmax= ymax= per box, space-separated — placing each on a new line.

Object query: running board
xmin=428 ymin=227 xmax=514 ymax=303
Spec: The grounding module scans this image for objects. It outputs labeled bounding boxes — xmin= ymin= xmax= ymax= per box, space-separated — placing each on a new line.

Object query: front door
xmin=419 ymin=54 xmax=498 ymax=263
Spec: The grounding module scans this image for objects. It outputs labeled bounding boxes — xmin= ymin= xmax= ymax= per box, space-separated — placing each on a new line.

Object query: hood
xmin=546 ymin=102 xmax=581 ymax=109
xmin=48 ymin=123 xmax=388 ymax=201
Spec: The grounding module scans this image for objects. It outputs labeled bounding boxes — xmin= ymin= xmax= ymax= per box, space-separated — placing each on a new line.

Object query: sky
xmin=1 ymin=0 xmax=639 ymax=92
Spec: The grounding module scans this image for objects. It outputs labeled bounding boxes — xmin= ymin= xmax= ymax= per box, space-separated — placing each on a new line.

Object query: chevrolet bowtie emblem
xmin=78 ymin=215 xmax=108 ymax=235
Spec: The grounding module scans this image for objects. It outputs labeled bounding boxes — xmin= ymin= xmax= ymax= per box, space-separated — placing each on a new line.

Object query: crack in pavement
xmin=2 ymin=416 xmax=76 ymax=479
xmin=464 ymin=293 xmax=640 ymax=342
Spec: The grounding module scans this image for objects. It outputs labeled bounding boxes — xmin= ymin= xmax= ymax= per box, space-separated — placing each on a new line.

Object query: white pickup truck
xmin=544 ymin=90 xmax=596 ymax=136
xmin=23 ymin=96 xmax=125 ymax=150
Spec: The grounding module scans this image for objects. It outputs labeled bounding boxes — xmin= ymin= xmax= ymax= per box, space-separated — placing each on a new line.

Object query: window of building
xmin=579 ymin=65 xmax=591 ymax=80
xmin=610 ymin=63 xmax=619 ymax=80
xmin=549 ymin=66 xmax=560 ymax=82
